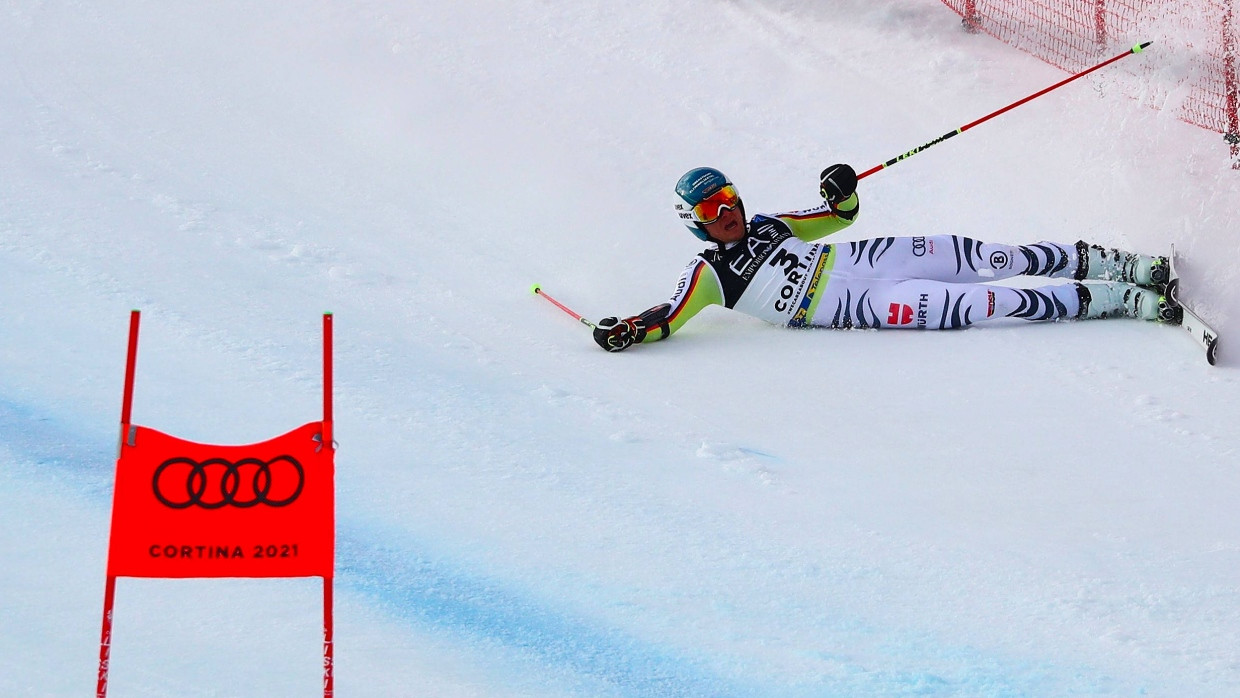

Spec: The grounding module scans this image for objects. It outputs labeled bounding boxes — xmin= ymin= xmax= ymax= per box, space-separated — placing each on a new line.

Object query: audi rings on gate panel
xmin=152 ymin=455 xmax=306 ymax=509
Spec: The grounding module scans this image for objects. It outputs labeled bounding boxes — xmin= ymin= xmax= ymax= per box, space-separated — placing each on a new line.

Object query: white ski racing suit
xmin=627 ymin=196 xmax=1084 ymax=344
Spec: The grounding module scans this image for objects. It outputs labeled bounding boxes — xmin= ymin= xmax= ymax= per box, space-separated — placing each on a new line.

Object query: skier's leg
xmin=808 ymin=273 xmax=1081 ymax=329
xmin=1008 ymin=240 xmax=1170 ymax=287
xmin=809 ymin=276 xmax=1083 ymax=329
xmin=879 ymin=279 xmax=1086 ymax=328
xmin=836 ymin=236 xmax=1170 ymax=288
xmin=833 ymin=236 xmax=1079 ymax=283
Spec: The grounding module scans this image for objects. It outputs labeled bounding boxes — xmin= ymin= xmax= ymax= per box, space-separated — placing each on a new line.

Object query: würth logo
xmin=888 ymin=303 xmax=914 ymax=325
xmin=152 ymin=456 xmax=305 ymax=509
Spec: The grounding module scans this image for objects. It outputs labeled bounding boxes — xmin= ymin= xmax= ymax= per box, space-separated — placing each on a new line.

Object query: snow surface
xmin=2 ymin=1 xmax=1239 ymax=695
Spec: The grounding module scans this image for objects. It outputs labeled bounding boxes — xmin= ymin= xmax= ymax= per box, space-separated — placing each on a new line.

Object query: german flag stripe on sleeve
xmin=666 ymin=261 xmax=709 ymax=325
xmin=780 ymin=208 xmax=837 ymax=222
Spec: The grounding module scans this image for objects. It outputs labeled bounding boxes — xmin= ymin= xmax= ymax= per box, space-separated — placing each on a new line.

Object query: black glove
xmin=593 ymin=316 xmax=646 ymax=352
xmin=819 ymin=163 xmax=857 ymax=207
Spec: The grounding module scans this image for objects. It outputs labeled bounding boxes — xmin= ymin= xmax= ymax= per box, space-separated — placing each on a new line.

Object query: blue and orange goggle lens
xmin=691 ymin=184 xmax=740 ymax=224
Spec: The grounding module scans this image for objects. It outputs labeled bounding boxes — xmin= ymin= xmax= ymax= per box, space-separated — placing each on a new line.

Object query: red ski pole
xmin=858 ymin=42 xmax=1152 ymax=180
xmin=531 ymin=284 xmax=597 ymax=329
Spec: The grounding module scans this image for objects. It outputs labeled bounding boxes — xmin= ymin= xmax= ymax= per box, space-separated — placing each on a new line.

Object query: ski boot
xmin=1156 ymin=296 xmax=1184 ymax=325
xmin=1075 ymin=241 xmax=1170 ymax=290
xmin=1076 ymin=282 xmax=1169 ymax=321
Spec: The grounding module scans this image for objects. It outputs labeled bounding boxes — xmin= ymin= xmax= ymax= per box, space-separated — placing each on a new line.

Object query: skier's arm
xmin=593 ymin=260 xmax=723 ymax=352
xmin=777 ymin=195 xmax=859 ymax=242
xmin=776 ymin=163 xmax=860 ymax=242
xmin=637 ymin=259 xmax=723 ymax=343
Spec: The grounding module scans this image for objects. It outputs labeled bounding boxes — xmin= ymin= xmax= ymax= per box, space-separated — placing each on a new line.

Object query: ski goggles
xmin=687 ymin=184 xmax=740 ymax=224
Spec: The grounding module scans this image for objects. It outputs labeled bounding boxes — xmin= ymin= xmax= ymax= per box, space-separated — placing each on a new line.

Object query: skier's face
xmin=701 ymin=203 xmax=745 ymax=243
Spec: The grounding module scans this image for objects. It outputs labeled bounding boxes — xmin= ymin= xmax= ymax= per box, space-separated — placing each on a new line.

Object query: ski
xmin=1164 ymin=244 xmax=1220 ymax=366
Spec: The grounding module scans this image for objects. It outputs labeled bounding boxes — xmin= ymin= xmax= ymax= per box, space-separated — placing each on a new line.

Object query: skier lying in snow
xmin=592 ymin=164 xmax=1174 ymax=352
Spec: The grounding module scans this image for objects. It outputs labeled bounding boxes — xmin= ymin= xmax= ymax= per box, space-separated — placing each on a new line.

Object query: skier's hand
xmin=593 ymin=316 xmax=646 ymax=352
xmin=819 ymin=163 xmax=857 ymax=208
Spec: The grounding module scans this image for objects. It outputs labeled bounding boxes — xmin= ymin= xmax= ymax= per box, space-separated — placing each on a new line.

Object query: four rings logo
xmin=911 ymin=236 xmax=935 ymax=257
xmin=152 ymin=455 xmax=305 ymax=509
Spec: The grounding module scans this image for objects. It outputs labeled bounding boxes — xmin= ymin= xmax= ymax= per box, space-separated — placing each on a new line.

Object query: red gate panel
xmin=106 ymin=421 xmax=334 ymax=579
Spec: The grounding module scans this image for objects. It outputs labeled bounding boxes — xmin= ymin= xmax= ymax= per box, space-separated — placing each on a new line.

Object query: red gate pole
xmin=96 ymin=576 xmax=117 ymax=698
xmin=321 ymin=312 xmax=335 ymax=698
xmin=1094 ymin=0 xmax=1107 ymax=49
xmin=1225 ymin=1 xmax=1239 ymax=169
xmin=322 ymin=312 xmax=333 ymax=446
xmin=962 ymin=0 xmax=979 ymax=33
xmin=98 ymin=310 xmax=141 ymax=698
xmin=323 ymin=577 xmax=335 ymax=697
xmin=119 ymin=310 xmax=140 ymax=439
